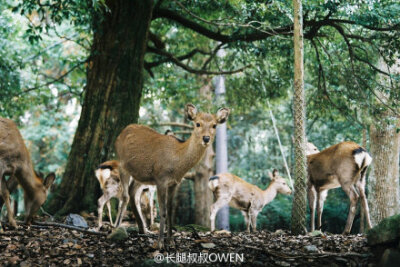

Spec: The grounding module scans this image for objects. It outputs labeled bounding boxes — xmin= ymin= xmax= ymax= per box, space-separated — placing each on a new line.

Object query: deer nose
xmin=203 ymin=136 xmax=210 ymax=143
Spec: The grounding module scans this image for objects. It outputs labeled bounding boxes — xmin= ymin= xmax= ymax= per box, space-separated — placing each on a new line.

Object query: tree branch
xmin=15 ymin=61 xmax=86 ymax=96
xmin=146 ymin=47 xmax=210 ymax=69
xmin=154 ymin=7 xmax=398 ymax=44
xmin=153 ymin=8 xmax=293 ymax=43
xmin=146 ymin=46 xmax=250 ymax=75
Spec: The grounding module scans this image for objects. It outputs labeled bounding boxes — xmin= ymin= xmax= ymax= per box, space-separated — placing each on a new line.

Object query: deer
xmin=0 ymin=117 xmax=55 ymax=230
xmin=208 ymin=170 xmax=292 ymax=232
xmin=115 ymin=103 xmax=230 ymax=250
xmin=305 ymin=141 xmax=373 ymax=234
xmin=95 ymin=160 xmax=156 ymax=230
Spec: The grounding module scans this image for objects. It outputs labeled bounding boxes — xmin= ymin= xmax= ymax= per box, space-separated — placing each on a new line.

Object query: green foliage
xmin=1 ymin=0 xmax=398 ymax=232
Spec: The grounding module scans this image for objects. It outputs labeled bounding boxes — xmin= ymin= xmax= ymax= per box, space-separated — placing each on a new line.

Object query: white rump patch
xmin=354 ymin=151 xmax=373 ymax=169
xmin=95 ymin=168 xmax=111 ymax=181
xmin=101 ymin=168 xmax=111 ymax=179
xmin=208 ymin=179 xmax=219 ymax=191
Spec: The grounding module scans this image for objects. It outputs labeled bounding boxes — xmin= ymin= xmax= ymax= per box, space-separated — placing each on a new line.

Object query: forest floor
xmin=0 ymin=215 xmax=377 ymax=266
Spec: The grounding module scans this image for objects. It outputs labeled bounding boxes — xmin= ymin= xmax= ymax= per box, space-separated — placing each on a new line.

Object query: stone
xmin=200 ymin=242 xmax=216 ymax=249
xmin=308 ymin=230 xmax=324 ymax=237
xmin=65 ymin=214 xmax=88 ymax=229
xmin=107 ymin=227 xmax=129 ymax=242
xmin=367 ymin=214 xmax=400 ymax=246
xmin=303 ymin=245 xmax=319 ymax=253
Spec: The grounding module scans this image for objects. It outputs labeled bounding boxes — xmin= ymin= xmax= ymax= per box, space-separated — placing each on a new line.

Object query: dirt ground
xmin=0 ymin=216 xmax=377 ymax=266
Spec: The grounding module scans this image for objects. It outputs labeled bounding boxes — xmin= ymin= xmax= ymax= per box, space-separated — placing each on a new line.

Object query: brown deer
xmin=0 ymin=117 xmax=55 ymax=230
xmin=305 ymin=141 xmax=373 ymax=234
xmin=95 ymin=160 xmax=156 ymax=230
xmin=208 ymin=170 xmax=292 ymax=232
xmin=115 ymin=103 xmax=229 ymax=250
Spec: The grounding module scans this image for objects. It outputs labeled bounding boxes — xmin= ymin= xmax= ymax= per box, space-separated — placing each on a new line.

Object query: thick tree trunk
xmin=46 ymin=0 xmax=154 ymax=214
xmin=368 ymin=118 xmax=400 ymax=226
xmin=291 ymin=0 xmax=308 ymax=235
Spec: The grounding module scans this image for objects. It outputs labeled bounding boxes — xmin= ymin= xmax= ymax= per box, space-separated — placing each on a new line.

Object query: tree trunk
xmin=194 ymin=145 xmax=214 ymax=227
xmin=46 ymin=0 xmax=154 ymax=215
xmin=368 ymin=118 xmax=400 ymax=226
xmin=291 ymin=0 xmax=308 ymax=235
xmin=193 ymin=77 xmax=214 ymax=227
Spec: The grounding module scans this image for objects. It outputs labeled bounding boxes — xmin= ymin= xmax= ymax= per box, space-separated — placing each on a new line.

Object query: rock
xmin=303 ymin=245 xmax=318 ymax=253
xmin=65 ymin=214 xmax=88 ymax=229
xmin=367 ymin=214 xmax=400 ymax=246
xmin=379 ymin=248 xmax=400 ymax=267
xmin=308 ymin=230 xmax=324 ymax=237
xmin=107 ymin=227 xmax=129 ymax=242
xmin=200 ymin=242 xmax=216 ymax=249
xmin=274 ymin=229 xmax=285 ymax=235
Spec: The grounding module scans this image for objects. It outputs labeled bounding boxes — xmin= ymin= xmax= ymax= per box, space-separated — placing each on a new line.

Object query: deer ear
xmin=216 ymin=107 xmax=230 ymax=124
xmin=268 ymin=172 xmax=274 ymax=180
xmin=43 ymin=173 xmax=56 ymax=190
xmin=272 ymin=169 xmax=279 ymax=177
xmin=185 ymin=104 xmax=197 ymax=121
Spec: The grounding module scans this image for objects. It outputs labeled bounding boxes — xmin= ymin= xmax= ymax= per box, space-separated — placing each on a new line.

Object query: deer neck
xmin=18 ymin=166 xmax=43 ymax=197
xmin=178 ymin=134 xmax=207 ymax=172
xmin=262 ymin=183 xmax=278 ymax=206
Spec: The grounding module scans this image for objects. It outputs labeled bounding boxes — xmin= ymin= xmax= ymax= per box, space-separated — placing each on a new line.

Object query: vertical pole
xmin=214 ymin=49 xmax=230 ymax=230
xmin=291 ymin=0 xmax=308 ymax=235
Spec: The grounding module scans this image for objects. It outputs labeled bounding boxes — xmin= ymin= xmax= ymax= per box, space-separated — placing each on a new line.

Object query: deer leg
xmin=357 ymin=178 xmax=372 ymax=230
xmin=148 ymin=187 xmax=156 ymax=227
xmin=135 ymin=185 xmax=148 ymax=231
xmin=114 ymin=170 xmax=130 ymax=228
xmin=1 ymin=176 xmax=17 ymax=228
xmin=0 ymin=175 xmax=19 ymax=212
xmin=307 ymin=183 xmax=317 ymax=232
xmin=342 ymin=184 xmax=359 ymax=234
xmin=166 ymin=183 xmax=178 ymax=244
xmin=316 ymin=189 xmax=328 ymax=231
xmin=242 ymin=211 xmax=250 ymax=233
xmin=129 ymin=182 xmax=147 ymax=233
xmin=97 ymin=194 xmax=108 ymax=229
xmin=210 ymin=196 xmax=230 ymax=231
xmin=249 ymin=209 xmax=259 ymax=232
xmin=106 ymin=201 xmax=114 ymax=226
xmin=157 ymin=183 xmax=168 ymax=251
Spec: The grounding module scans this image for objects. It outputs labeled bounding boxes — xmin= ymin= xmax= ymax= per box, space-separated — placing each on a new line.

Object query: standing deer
xmin=95 ymin=160 xmax=156 ymax=230
xmin=0 ymin=117 xmax=55 ymax=230
xmin=208 ymin=170 xmax=292 ymax=232
xmin=306 ymin=141 xmax=373 ymax=234
xmin=115 ymin=103 xmax=229 ymax=250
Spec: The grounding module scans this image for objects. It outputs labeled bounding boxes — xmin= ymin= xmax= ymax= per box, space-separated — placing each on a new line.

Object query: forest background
xmin=0 ymin=0 xmax=399 ymax=234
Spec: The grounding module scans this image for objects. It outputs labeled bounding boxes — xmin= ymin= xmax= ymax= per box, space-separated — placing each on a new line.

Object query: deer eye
xmin=196 ymin=123 xmax=200 ymax=127
xmin=213 ymin=124 xmax=216 ymax=129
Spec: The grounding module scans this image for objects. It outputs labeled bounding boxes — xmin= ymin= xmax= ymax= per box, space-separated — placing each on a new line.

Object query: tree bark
xmin=193 ymin=145 xmax=214 ymax=227
xmin=368 ymin=118 xmax=400 ymax=226
xmin=46 ymin=0 xmax=154 ymax=214
xmin=291 ymin=0 xmax=308 ymax=235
